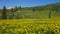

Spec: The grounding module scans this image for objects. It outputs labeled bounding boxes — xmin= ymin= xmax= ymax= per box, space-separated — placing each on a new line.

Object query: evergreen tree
xmin=48 ymin=8 xmax=51 ymax=18
xmin=19 ymin=6 xmax=21 ymax=10
xmin=2 ymin=6 xmax=7 ymax=19
xmin=9 ymin=8 xmax=14 ymax=19
xmin=32 ymin=8 xmax=35 ymax=12
xmin=14 ymin=6 xmax=18 ymax=12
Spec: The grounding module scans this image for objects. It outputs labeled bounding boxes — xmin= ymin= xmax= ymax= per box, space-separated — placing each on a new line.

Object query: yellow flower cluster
xmin=0 ymin=18 xmax=60 ymax=34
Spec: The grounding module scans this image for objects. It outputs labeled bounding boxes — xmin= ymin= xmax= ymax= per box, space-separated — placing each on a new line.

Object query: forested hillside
xmin=0 ymin=2 xmax=60 ymax=19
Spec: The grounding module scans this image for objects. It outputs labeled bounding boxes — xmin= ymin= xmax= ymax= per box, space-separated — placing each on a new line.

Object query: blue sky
xmin=0 ymin=0 xmax=60 ymax=8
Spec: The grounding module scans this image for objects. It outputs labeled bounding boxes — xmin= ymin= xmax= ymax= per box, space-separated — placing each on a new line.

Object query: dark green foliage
xmin=0 ymin=2 xmax=60 ymax=19
xmin=50 ymin=5 xmax=60 ymax=12
xmin=48 ymin=8 xmax=51 ymax=18
xmin=28 ymin=2 xmax=60 ymax=11
xmin=9 ymin=8 xmax=14 ymax=19
xmin=18 ymin=6 xmax=22 ymax=10
xmin=46 ymin=31 xmax=55 ymax=34
xmin=55 ymin=6 xmax=60 ymax=12
xmin=14 ymin=6 xmax=18 ymax=12
xmin=2 ymin=6 xmax=7 ymax=19
xmin=45 ymin=28 xmax=55 ymax=34
xmin=32 ymin=8 xmax=35 ymax=12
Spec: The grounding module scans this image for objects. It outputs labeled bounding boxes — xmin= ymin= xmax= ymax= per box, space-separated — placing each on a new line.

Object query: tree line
xmin=0 ymin=4 xmax=60 ymax=19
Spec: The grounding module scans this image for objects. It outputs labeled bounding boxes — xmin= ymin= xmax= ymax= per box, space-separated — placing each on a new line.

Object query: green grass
xmin=0 ymin=10 xmax=60 ymax=19
xmin=18 ymin=10 xmax=60 ymax=18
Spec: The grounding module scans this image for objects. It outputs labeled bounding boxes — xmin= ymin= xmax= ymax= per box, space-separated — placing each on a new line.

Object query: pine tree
xmin=32 ymin=8 xmax=35 ymax=12
xmin=48 ymin=8 xmax=51 ymax=18
xmin=19 ymin=6 xmax=21 ymax=10
xmin=14 ymin=6 xmax=18 ymax=12
xmin=2 ymin=6 xmax=7 ymax=19
xmin=9 ymin=8 xmax=14 ymax=19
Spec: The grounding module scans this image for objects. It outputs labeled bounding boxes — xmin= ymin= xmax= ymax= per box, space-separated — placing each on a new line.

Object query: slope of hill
xmin=24 ymin=2 xmax=60 ymax=11
xmin=19 ymin=2 xmax=60 ymax=18
xmin=0 ymin=2 xmax=60 ymax=19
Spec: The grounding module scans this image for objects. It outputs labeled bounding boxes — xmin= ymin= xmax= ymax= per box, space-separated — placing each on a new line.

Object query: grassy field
xmin=0 ymin=2 xmax=60 ymax=34
xmin=0 ymin=18 xmax=60 ymax=34
xmin=0 ymin=10 xmax=60 ymax=19
xmin=0 ymin=9 xmax=60 ymax=34
xmin=15 ymin=10 xmax=60 ymax=19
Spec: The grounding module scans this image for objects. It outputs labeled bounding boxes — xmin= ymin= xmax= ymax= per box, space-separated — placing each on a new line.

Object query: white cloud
xmin=7 ymin=7 xmax=14 ymax=9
